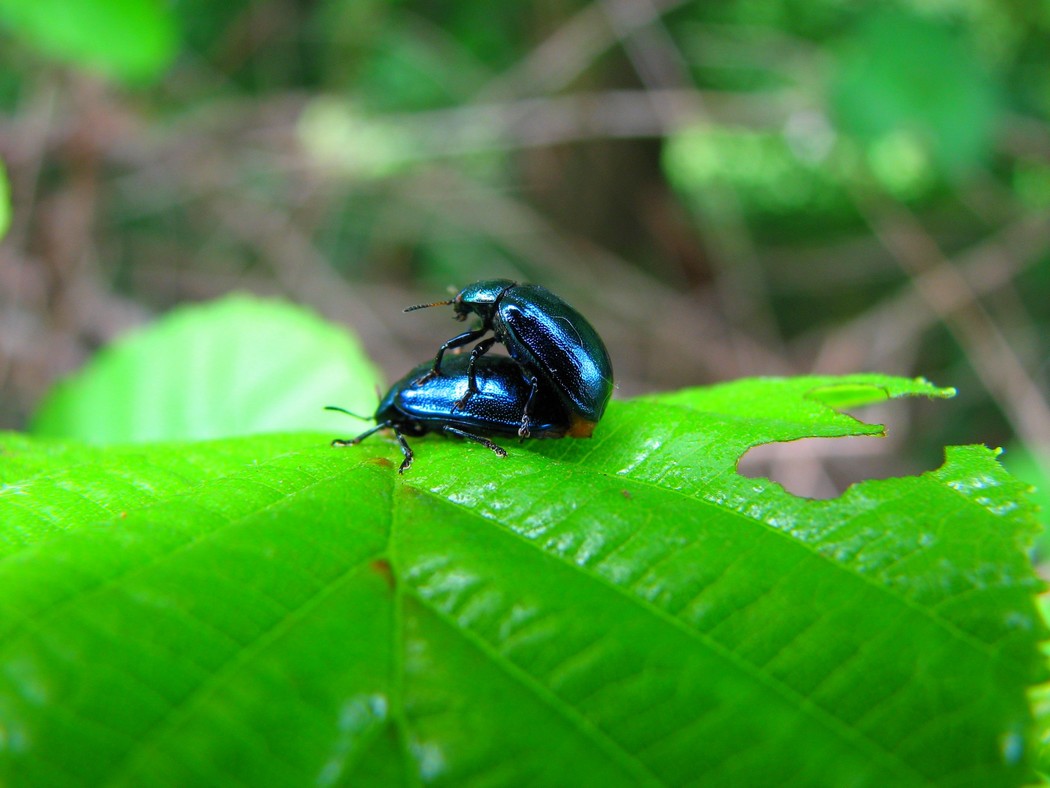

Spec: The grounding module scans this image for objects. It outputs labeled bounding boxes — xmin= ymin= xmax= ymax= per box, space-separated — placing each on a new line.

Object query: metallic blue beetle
xmin=405 ymin=279 xmax=614 ymax=439
xmin=328 ymin=355 xmax=572 ymax=473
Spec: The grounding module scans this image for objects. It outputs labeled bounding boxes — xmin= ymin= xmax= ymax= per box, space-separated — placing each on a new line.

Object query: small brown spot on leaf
xmin=370 ymin=558 xmax=395 ymax=589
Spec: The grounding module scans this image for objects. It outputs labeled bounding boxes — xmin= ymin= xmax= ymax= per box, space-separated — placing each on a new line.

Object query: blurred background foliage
xmin=0 ymin=0 xmax=1049 ymax=510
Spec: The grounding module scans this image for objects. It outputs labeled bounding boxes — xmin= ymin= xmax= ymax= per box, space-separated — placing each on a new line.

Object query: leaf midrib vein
xmin=388 ymin=478 xmax=422 ymax=788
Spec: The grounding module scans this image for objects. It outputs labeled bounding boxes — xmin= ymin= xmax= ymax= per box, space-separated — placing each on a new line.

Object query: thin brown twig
xmin=600 ymin=0 xmax=788 ymax=365
xmin=477 ymin=0 xmax=690 ymax=100
xmin=810 ymin=211 xmax=1050 ymax=373
xmin=3 ymin=76 xmax=59 ymax=248
xmin=855 ymin=190 xmax=1050 ymax=457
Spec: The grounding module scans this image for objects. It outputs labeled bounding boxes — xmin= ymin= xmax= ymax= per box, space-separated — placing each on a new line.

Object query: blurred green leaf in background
xmin=32 ymin=297 xmax=382 ymax=443
xmin=0 ymin=0 xmax=177 ymax=83
xmin=831 ymin=8 xmax=1001 ymax=180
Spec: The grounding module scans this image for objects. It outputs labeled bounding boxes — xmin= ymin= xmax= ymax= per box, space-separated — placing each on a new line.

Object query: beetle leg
xmin=442 ymin=426 xmax=508 ymax=458
xmin=332 ymin=420 xmax=391 ymax=447
xmin=414 ymin=327 xmax=488 ymax=385
xmin=517 ymin=375 xmax=539 ymax=440
xmin=454 ymin=336 xmax=498 ymax=410
xmin=332 ymin=421 xmax=413 ymax=473
xmin=392 ymin=428 xmax=414 ymax=474
xmin=465 ymin=337 xmax=498 ymax=392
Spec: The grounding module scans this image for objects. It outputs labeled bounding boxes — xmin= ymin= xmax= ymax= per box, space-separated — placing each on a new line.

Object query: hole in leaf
xmin=737 ymin=402 xmax=945 ymax=499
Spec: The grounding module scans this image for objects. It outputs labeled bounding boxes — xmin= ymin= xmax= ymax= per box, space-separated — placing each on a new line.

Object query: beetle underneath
xmin=328 ymin=354 xmax=573 ymax=473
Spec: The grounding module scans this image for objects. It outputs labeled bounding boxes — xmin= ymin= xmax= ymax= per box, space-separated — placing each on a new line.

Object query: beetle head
xmin=404 ymin=279 xmax=516 ymax=322
xmin=453 ymin=279 xmax=515 ymax=320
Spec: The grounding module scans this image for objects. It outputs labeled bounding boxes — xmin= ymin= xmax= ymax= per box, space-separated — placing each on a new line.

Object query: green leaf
xmin=0 ymin=0 xmax=177 ymax=84
xmin=1 ymin=374 xmax=1044 ymax=785
xmin=1001 ymin=443 xmax=1050 ymax=558
xmin=31 ymin=296 xmax=382 ymax=444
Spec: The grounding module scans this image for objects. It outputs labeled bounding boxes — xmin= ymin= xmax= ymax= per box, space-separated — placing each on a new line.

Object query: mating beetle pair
xmin=330 ymin=279 xmax=614 ymax=472
xmin=329 ymin=355 xmax=575 ymax=473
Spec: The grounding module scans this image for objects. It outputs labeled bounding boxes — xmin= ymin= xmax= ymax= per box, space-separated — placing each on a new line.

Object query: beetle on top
xmin=404 ymin=279 xmax=614 ymax=439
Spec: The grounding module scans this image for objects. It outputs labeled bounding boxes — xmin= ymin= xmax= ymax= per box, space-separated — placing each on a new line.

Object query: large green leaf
xmin=0 ymin=0 xmax=177 ymax=84
xmin=1 ymin=374 xmax=1044 ymax=785
xmin=31 ymin=296 xmax=382 ymax=444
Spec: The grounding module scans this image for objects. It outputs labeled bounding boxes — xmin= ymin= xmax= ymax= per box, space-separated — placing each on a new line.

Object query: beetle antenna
xmin=324 ymin=405 xmax=370 ymax=420
xmin=403 ymin=299 xmax=454 ymax=313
